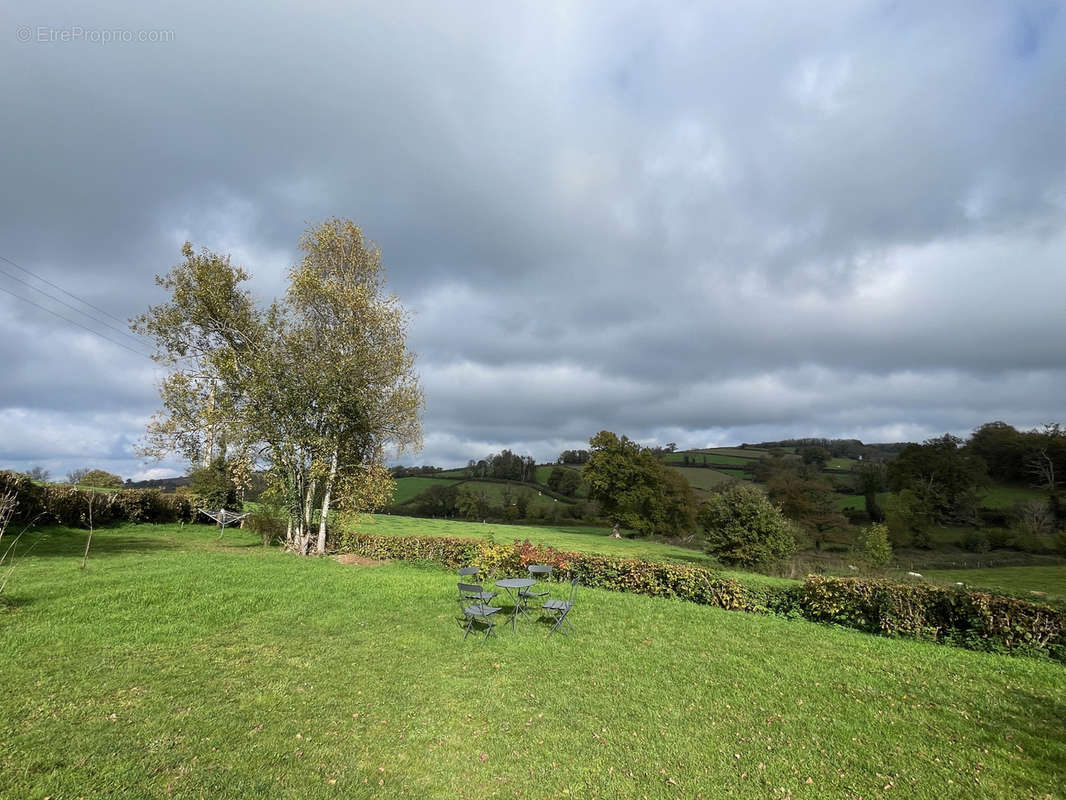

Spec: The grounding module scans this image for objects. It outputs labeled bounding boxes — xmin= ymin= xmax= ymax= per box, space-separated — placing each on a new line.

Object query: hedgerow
xmin=0 ymin=470 xmax=200 ymax=527
xmin=329 ymin=529 xmax=1065 ymax=662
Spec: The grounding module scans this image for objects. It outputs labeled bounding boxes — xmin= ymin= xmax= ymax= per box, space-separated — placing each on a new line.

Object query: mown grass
xmin=922 ymin=565 xmax=1066 ymax=605
xmin=0 ymin=523 xmax=1063 ymax=799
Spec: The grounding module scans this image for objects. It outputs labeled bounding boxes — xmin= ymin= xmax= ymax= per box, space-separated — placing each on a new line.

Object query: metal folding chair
xmin=542 ymin=577 xmax=578 ymax=636
xmin=458 ymin=568 xmax=496 ymax=603
xmin=457 ymin=582 xmax=502 ymax=645
xmin=519 ymin=564 xmax=552 ymax=612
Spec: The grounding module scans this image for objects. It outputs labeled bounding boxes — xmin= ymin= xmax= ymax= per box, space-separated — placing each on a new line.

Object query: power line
xmin=0 ymin=265 xmax=148 ymax=346
xmin=0 ymin=253 xmax=134 ymax=328
xmin=0 ymin=284 xmax=155 ymax=361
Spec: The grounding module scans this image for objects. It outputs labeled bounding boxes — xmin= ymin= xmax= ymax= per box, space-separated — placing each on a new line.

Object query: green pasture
xmin=670 ymin=466 xmax=741 ymax=492
xmin=663 ymin=452 xmax=751 ymax=466
xmin=978 ymin=485 xmax=1048 ymax=510
xmin=922 ymin=565 xmax=1066 ymax=605
xmin=391 ymin=477 xmax=460 ymax=505
xmin=0 ymin=523 xmax=1062 ymax=799
xmin=825 ymin=457 xmax=855 ymax=470
xmin=701 ymin=447 xmax=767 ymax=458
xmin=534 ymin=463 xmax=584 ymax=486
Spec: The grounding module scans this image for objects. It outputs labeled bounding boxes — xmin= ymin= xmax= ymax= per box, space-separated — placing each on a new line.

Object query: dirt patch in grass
xmin=334 ymin=553 xmax=390 ymax=567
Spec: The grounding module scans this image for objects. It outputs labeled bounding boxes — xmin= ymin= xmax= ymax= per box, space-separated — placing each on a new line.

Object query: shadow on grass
xmin=3 ymin=526 xmax=185 ymax=560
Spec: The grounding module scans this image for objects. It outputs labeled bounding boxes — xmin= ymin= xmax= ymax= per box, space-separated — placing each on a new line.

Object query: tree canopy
xmin=583 ymin=430 xmax=695 ymax=537
xmin=134 ymin=218 xmax=423 ymax=554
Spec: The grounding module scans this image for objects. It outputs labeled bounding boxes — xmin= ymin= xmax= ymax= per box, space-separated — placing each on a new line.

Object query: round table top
xmin=496 ymin=577 xmax=536 ymax=589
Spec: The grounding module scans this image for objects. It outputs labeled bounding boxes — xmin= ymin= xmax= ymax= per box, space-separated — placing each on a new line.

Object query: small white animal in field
xmin=847 ymin=565 xmax=858 ymax=571
xmin=955 ymin=582 xmax=964 ymax=586
xmin=907 ymin=571 xmax=923 ymax=578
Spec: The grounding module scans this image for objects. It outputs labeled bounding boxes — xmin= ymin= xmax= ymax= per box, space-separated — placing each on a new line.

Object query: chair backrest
xmin=565 ymin=577 xmax=579 ymax=605
xmin=458 ymin=566 xmax=479 ymax=579
xmin=458 ymin=582 xmax=482 ymax=615
xmin=527 ymin=564 xmax=552 ymax=578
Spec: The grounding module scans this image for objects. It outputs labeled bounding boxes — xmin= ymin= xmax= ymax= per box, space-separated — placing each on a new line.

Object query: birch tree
xmin=134 ymin=219 xmax=423 ymax=555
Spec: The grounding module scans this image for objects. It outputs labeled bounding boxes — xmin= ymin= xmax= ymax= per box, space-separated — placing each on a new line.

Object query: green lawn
xmin=923 ymin=565 xmax=1066 ymax=605
xmin=0 ymin=523 xmax=1063 ymax=799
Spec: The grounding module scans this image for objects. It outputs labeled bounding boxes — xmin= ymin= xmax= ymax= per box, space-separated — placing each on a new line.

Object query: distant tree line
xmin=389 ymin=465 xmax=443 ymax=478
xmin=465 ymin=450 xmax=537 ymax=482
xmin=747 ymin=438 xmax=908 ymax=460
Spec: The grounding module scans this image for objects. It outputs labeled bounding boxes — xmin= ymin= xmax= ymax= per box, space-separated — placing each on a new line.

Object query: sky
xmin=2 ymin=1 xmax=1065 ymax=481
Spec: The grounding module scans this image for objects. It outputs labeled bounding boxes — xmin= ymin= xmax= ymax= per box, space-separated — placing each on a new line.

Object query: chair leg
xmin=548 ymin=609 xmax=566 ymax=636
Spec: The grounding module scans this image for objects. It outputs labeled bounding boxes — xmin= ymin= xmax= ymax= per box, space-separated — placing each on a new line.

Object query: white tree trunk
xmin=316 ymin=445 xmax=339 ymax=555
xmin=298 ymin=477 xmax=317 ymax=555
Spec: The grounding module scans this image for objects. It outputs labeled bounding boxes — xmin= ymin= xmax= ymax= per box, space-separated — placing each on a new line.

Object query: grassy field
xmin=698 ymin=447 xmax=768 ymax=458
xmin=922 ymin=565 xmax=1066 ymax=605
xmin=978 ymin=485 xmax=1048 ymax=510
xmin=391 ymin=477 xmax=461 ymax=504
xmin=671 ymin=466 xmax=742 ymax=492
xmin=825 ymin=457 xmax=855 ymax=470
xmin=0 ymin=523 xmax=1063 ymax=799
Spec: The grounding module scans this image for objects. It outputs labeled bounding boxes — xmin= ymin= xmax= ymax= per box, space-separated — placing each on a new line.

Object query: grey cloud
xmin=2 ymin=0 xmax=1065 ymax=476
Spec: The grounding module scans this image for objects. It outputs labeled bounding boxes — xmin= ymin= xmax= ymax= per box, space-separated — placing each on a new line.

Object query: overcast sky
xmin=2 ymin=1 xmax=1065 ymax=480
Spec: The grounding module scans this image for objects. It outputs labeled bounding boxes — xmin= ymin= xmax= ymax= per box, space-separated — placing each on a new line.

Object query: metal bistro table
xmin=495 ymin=577 xmax=537 ymax=632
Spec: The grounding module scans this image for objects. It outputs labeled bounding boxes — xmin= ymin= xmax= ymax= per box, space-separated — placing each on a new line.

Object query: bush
xmin=986 ymin=527 xmax=1014 ymax=549
xmin=244 ymin=508 xmax=286 ymax=546
xmin=697 ymin=484 xmax=796 ymax=568
xmin=858 ymin=523 xmax=892 ymax=566
xmin=962 ymin=529 xmax=991 ymax=553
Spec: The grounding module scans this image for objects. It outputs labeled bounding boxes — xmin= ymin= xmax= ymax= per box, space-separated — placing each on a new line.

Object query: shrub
xmin=244 ymin=508 xmax=286 ymax=546
xmin=858 ymin=523 xmax=892 ymax=566
xmin=697 ymin=484 xmax=796 ymax=568
xmin=961 ymin=529 xmax=991 ymax=553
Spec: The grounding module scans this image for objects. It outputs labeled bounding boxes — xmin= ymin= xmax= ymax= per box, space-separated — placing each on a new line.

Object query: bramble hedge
xmin=330 ymin=529 xmax=1065 ymax=661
